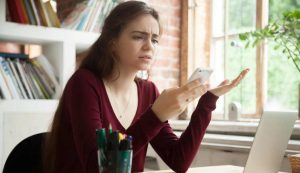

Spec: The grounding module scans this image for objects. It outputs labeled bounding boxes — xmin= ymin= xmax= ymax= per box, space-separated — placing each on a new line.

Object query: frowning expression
xmin=113 ymin=14 xmax=160 ymax=72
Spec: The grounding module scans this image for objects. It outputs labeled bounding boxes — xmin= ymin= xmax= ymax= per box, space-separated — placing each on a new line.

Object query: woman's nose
xmin=143 ymin=38 xmax=155 ymax=51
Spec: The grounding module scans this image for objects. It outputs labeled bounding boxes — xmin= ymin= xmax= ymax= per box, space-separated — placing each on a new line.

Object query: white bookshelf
xmin=0 ymin=0 xmax=99 ymax=170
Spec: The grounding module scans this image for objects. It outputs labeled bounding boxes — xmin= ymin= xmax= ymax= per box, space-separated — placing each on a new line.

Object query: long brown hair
xmin=42 ymin=1 xmax=161 ymax=172
xmin=80 ymin=0 xmax=162 ymax=79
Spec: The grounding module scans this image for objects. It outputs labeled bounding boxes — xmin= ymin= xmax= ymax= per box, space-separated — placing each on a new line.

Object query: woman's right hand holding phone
xmin=152 ymin=80 xmax=208 ymax=122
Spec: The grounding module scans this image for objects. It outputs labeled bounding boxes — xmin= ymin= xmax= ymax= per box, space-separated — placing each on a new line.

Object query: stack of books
xmin=61 ymin=0 xmax=122 ymax=33
xmin=0 ymin=53 xmax=60 ymax=100
xmin=6 ymin=0 xmax=60 ymax=28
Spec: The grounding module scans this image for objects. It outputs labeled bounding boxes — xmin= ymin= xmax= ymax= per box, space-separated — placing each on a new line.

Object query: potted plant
xmin=239 ymin=10 xmax=300 ymax=115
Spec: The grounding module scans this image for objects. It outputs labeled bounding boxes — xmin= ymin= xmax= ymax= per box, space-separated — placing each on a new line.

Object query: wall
xmin=145 ymin=0 xmax=182 ymax=91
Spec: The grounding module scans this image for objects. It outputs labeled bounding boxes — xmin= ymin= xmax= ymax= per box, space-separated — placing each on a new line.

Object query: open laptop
xmin=243 ymin=111 xmax=298 ymax=173
xmin=189 ymin=111 xmax=298 ymax=173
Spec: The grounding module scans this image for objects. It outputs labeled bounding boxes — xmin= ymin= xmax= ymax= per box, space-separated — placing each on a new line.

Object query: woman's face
xmin=113 ymin=14 xmax=160 ymax=72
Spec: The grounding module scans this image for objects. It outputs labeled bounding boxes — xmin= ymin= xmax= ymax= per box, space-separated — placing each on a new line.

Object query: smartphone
xmin=188 ymin=68 xmax=213 ymax=84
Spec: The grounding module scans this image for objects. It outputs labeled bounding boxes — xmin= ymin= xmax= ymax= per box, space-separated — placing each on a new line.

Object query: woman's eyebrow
xmin=131 ymin=31 xmax=159 ymax=38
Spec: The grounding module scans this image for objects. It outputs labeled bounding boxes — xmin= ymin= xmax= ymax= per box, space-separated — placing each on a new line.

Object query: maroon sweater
xmin=54 ymin=69 xmax=218 ymax=173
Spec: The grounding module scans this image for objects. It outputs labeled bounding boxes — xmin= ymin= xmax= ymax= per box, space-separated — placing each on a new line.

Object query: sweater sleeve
xmin=64 ymin=70 xmax=102 ymax=173
xmin=150 ymin=91 xmax=219 ymax=173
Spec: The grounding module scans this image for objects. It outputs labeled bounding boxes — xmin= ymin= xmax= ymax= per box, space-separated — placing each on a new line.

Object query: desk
xmin=144 ymin=165 xmax=243 ymax=173
xmin=144 ymin=165 xmax=287 ymax=173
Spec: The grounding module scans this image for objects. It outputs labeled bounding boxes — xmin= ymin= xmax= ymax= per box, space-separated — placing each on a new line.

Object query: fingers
xmin=231 ymin=68 xmax=250 ymax=87
xmin=208 ymin=68 xmax=250 ymax=97
xmin=182 ymin=84 xmax=208 ymax=104
xmin=182 ymin=79 xmax=202 ymax=91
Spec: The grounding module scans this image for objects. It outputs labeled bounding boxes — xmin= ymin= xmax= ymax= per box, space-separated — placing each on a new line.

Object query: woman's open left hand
xmin=209 ymin=68 xmax=250 ymax=96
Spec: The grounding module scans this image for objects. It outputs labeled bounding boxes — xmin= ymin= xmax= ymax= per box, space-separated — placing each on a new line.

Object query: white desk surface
xmin=144 ymin=165 xmax=243 ymax=173
xmin=144 ymin=165 xmax=287 ymax=173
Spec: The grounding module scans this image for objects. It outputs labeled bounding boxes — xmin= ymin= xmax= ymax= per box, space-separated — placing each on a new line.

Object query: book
xmin=44 ymin=1 xmax=61 ymax=28
xmin=10 ymin=59 xmax=28 ymax=99
xmin=28 ymin=62 xmax=49 ymax=99
xmin=0 ymin=53 xmax=61 ymax=100
xmin=7 ymin=58 xmax=27 ymax=99
xmin=15 ymin=59 xmax=34 ymax=99
xmin=20 ymin=0 xmax=30 ymax=24
xmin=0 ymin=57 xmax=20 ymax=99
xmin=62 ymin=1 xmax=89 ymax=30
xmin=88 ymin=0 xmax=104 ymax=32
xmin=12 ymin=59 xmax=31 ymax=99
xmin=22 ymin=61 xmax=40 ymax=99
xmin=29 ymin=61 xmax=53 ymax=99
xmin=39 ymin=0 xmax=52 ymax=27
xmin=0 ymin=52 xmax=29 ymax=59
xmin=7 ymin=0 xmax=22 ymax=23
xmin=33 ymin=55 xmax=60 ymax=98
xmin=23 ymin=0 xmax=37 ymax=25
xmin=0 ymin=59 xmax=12 ymax=99
xmin=92 ymin=0 xmax=120 ymax=33
xmin=33 ymin=0 xmax=48 ymax=26
xmin=24 ymin=62 xmax=50 ymax=99
xmin=29 ymin=0 xmax=42 ymax=25
xmin=76 ymin=0 xmax=97 ymax=31
xmin=85 ymin=0 xmax=102 ymax=32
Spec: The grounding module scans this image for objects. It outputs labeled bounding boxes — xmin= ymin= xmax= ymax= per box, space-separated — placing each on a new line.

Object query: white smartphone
xmin=188 ymin=68 xmax=213 ymax=84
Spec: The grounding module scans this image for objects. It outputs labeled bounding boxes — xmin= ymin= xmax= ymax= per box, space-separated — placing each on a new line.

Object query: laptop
xmin=243 ymin=111 xmax=298 ymax=173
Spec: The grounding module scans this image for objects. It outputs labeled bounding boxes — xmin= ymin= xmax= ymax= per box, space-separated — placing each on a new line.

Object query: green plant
xmin=239 ymin=10 xmax=300 ymax=73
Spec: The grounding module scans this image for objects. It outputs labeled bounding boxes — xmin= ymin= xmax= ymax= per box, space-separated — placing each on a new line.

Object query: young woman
xmin=43 ymin=1 xmax=249 ymax=173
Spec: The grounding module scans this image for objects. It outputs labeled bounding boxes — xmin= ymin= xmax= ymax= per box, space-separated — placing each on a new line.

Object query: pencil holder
xmin=96 ymin=129 xmax=132 ymax=173
xmin=288 ymin=154 xmax=300 ymax=173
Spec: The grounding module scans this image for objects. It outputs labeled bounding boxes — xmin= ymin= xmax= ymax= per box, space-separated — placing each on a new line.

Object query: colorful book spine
xmin=7 ymin=59 xmax=27 ymax=99
xmin=15 ymin=59 xmax=35 ymax=99
xmin=20 ymin=0 xmax=30 ymax=24
xmin=0 ymin=57 xmax=20 ymax=99
xmin=29 ymin=0 xmax=42 ymax=25
xmin=23 ymin=0 xmax=37 ymax=25
xmin=0 ymin=58 xmax=13 ymax=99
xmin=44 ymin=1 xmax=61 ymax=28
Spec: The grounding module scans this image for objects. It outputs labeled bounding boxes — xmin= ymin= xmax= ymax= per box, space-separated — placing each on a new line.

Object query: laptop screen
xmin=243 ymin=111 xmax=298 ymax=173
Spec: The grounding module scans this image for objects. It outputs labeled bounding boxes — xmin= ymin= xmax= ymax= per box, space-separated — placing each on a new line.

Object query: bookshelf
xmin=0 ymin=0 xmax=99 ymax=170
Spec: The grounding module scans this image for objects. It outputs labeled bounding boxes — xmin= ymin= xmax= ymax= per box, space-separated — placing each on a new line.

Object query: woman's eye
xmin=133 ymin=36 xmax=144 ymax=40
xmin=152 ymin=39 xmax=159 ymax=44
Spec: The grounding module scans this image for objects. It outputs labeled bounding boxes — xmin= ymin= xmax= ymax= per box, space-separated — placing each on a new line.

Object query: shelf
xmin=0 ymin=1 xmax=100 ymax=170
xmin=0 ymin=22 xmax=99 ymax=52
xmin=0 ymin=99 xmax=59 ymax=113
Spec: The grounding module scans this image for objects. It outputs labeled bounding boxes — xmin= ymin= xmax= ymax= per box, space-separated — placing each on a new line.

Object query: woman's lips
xmin=139 ymin=56 xmax=152 ymax=60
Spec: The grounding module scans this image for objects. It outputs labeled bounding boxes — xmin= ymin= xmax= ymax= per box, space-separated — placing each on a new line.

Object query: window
xmin=210 ymin=0 xmax=257 ymax=119
xmin=187 ymin=0 xmax=300 ymax=120
xmin=266 ymin=0 xmax=300 ymax=111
